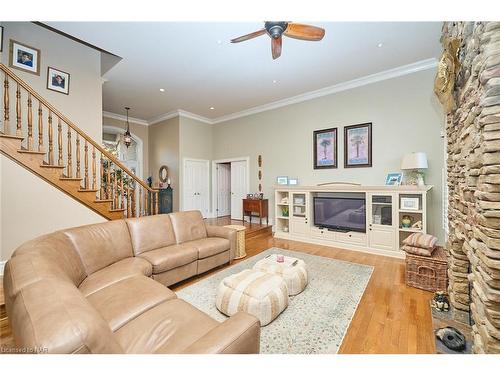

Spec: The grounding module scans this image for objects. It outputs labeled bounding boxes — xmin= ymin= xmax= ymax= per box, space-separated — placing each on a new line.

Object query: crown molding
xmin=103 ymin=58 xmax=438 ymax=127
xmin=102 ymin=111 xmax=149 ymax=126
xmin=210 ymin=58 xmax=438 ymax=124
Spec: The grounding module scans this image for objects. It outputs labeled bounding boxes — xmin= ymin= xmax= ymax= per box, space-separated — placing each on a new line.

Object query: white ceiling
xmin=46 ymin=22 xmax=442 ymax=121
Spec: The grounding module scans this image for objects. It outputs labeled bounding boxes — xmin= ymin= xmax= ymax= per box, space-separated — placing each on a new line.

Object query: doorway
xmin=212 ymin=157 xmax=250 ymax=220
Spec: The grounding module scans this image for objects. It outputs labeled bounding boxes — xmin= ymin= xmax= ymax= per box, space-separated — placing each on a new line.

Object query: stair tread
xmin=95 ymin=199 xmax=113 ymax=203
xmin=78 ymin=189 xmax=99 ymax=192
xmin=0 ymin=133 xmax=24 ymax=140
xmin=18 ymin=148 xmax=46 ymax=155
xmin=40 ymin=163 xmax=65 ymax=169
xmin=109 ymin=208 xmax=126 ymax=212
xmin=60 ymin=176 xmax=82 ymax=181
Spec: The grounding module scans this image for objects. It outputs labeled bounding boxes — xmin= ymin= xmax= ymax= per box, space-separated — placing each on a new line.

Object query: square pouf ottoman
xmin=216 ymin=269 xmax=289 ymax=326
xmin=253 ymin=254 xmax=308 ymax=296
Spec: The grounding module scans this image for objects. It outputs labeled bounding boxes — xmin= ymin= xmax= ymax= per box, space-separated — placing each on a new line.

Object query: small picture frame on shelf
xmin=276 ymin=176 xmax=288 ymax=185
xmin=246 ymin=194 xmax=254 ymax=199
xmin=385 ymin=172 xmax=402 ymax=186
xmin=288 ymin=177 xmax=298 ymax=185
xmin=401 ymin=197 xmax=420 ymax=211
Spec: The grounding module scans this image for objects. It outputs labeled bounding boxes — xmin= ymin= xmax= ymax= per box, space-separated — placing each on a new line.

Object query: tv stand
xmin=274 ymin=185 xmax=432 ymax=259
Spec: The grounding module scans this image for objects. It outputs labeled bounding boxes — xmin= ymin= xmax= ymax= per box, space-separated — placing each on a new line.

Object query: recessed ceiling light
xmin=217 ymin=40 xmax=222 ymax=45
xmin=377 ymin=43 xmax=383 ymax=48
xmin=272 ymin=79 xmax=278 ymax=84
xmin=209 ymin=106 xmax=215 ymax=110
xmin=159 ymin=88 xmax=165 ymax=92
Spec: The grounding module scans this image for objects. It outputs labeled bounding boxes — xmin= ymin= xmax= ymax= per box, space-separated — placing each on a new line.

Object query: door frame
xmin=182 ymin=157 xmax=210 ymax=215
xmin=211 ymin=156 xmax=250 ymax=219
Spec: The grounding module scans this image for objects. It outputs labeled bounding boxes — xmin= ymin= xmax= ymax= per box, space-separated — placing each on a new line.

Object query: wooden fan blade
xmin=231 ymin=29 xmax=267 ymax=43
xmin=271 ymin=36 xmax=282 ymax=60
xmin=284 ymin=23 xmax=325 ymax=41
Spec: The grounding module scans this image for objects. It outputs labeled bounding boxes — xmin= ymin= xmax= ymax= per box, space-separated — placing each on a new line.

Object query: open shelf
xmin=399 ymin=209 xmax=423 ymax=214
xmin=399 ymin=227 xmax=423 ymax=233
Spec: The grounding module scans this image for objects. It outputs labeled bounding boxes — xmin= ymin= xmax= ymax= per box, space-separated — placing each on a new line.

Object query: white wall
xmin=212 ymin=68 xmax=445 ymax=242
xmin=0 ymin=22 xmax=105 ymax=261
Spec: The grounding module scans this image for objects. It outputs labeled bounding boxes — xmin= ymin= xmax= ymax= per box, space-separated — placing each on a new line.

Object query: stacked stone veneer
xmin=444 ymin=21 xmax=500 ymax=353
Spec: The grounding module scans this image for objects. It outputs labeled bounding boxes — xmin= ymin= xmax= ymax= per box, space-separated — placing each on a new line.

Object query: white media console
xmin=274 ymin=185 xmax=432 ymax=259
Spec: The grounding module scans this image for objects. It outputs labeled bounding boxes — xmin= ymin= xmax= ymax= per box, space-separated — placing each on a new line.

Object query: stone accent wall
xmin=444 ymin=21 xmax=500 ymax=353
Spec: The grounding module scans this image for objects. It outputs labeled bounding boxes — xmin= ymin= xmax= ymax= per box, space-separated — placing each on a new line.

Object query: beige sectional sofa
xmin=3 ymin=210 xmax=260 ymax=354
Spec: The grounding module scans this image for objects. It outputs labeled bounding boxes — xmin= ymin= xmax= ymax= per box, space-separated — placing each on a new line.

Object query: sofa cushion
xmin=169 ymin=210 xmax=207 ymax=244
xmin=86 ymin=276 xmax=176 ymax=331
xmin=12 ymin=231 xmax=86 ymax=286
xmin=79 ymin=257 xmax=152 ymax=297
xmin=126 ymin=214 xmax=177 ymax=255
xmin=138 ymin=244 xmax=198 ymax=274
xmin=114 ymin=298 xmax=218 ymax=353
xmin=62 ymin=220 xmax=134 ymax=275
xmin=185 ymin=237 xmax=230 ymax=259
xmin=10 ymin=278 xmax=124 ymax=354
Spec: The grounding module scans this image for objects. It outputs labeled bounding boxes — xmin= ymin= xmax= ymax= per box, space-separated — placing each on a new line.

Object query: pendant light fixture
xmin=123 ymin=106 xmax=132 ymax=148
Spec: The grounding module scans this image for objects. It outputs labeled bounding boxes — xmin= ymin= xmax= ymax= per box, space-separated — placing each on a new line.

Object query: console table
xmin=243 ymin=198 xmax=269 ymax=225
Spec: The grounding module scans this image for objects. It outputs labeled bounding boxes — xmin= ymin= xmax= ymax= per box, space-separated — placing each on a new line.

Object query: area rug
xmin=176 ymin=247 xmax=373 ymax=354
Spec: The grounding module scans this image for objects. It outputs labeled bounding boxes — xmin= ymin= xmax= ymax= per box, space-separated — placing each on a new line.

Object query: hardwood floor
xmin=0 ymin=218 xmax=435 ymax=354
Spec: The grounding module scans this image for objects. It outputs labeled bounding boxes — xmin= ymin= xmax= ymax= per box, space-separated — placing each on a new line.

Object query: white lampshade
xmin=401 ymin=152 xmax=428 ymax=170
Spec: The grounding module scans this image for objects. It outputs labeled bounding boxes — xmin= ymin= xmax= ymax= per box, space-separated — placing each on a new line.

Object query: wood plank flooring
xmin=0 ymin=217 xmax=435 ymax=354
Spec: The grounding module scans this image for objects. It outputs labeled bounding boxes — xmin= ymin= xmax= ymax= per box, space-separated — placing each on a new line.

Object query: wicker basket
xmin=224 ymin=225 xmax=246 ymax=259
xmin=405 ymin=246 xmax=448 ymax=292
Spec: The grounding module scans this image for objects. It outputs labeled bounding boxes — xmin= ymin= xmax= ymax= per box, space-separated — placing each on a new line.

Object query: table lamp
xmin=401 ymin=152 xmax=428 ymax=187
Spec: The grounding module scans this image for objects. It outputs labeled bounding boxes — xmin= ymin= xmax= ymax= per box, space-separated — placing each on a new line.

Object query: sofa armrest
xmin=181 ymin=312 xmax=260 ymax=354
xmin=205 ymin=225 xmax=237 ymax=261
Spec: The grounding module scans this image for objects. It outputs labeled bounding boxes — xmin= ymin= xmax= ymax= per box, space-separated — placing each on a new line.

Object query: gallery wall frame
xmin=313 ymin=127 xmax=338 ymax=169
xmin=344 ymin=122 xmax=372 ymax=168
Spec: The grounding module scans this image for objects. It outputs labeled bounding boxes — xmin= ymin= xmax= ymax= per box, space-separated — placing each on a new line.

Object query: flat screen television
xmin=313 ymin=197 xmax=366 ymax=233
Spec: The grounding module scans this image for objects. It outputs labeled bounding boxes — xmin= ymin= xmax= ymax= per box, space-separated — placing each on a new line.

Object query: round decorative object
xmin=258 ymin=170 xmax=262 ymax=180
xmin=434 ymin=38 xmax=460 ymax=113
xmin=258 ymin=183 xmax=262 ymax=192
xmin=436 ymin=327 xmax=466 ymax=352
xmin=401 ymin=215 xmax=413 ymax=228
xmin=159 ymin=165 xmax=168 ymax=183
xmin=258 ymin=154 xmax=262 ymax=167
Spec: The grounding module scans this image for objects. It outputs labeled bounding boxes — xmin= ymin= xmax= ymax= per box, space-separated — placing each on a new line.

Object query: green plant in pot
xmin=282 ymin=206 xmax=289 ymax=217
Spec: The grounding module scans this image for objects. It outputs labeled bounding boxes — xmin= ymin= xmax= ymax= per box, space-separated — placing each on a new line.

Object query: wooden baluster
xmin=48 ymin=111 xmax=54 ymax=165
xmin=67 ymin=128 xmax=72 ymax=178
xmin=75 ymin=134 xmax=81 ymax=179
xmin=131 ymin=188 xmax=136 ymax=217
xmin=84 ymin=140 xmax=89 ymax=189
xmin=57 ymin=119 xmax=63 ymax=166
xmin=113 ymin=168 xmax=118 ymax=209
xmin=120 ymin=173 xmax=125 ymax=210
xmin=27 ymin=93 xmax=33 ymax=150
xmin=3 ymin=75 xmax=9 ymax=134
xmin=127 ymin=185 xmax=131 ymax=218
xmin=155 ymin=191 xmax=159 ymax=215
xmin=16 ymin=83 xmax=22 ymax=137
xmin=106 ymin=161 xmax=111 ymax=200
xmin=144 ymin=189 xmax=148 ymax=216
xmin=37 ymin=102 xmax=43 ymax=152
xmin=139 ymin=188 xmax=142 ymax=217
xmin=92 ymin=147 xmax=97 ymax=191
xmin=99 ymin=157 xmax=105 ymax=199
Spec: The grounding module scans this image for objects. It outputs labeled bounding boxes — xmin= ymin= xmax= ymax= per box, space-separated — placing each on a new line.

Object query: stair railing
xmin=0 ymin=63 xmax=159 ymax=218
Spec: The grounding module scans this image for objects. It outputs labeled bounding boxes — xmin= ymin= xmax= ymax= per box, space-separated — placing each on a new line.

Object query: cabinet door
xmin=290 ymin=217 xmax=310 ymax=237
xmin=369 ymin=227 xmax=396 ymax=250
xmin=367 ymin=193 xmax=397 ymax=251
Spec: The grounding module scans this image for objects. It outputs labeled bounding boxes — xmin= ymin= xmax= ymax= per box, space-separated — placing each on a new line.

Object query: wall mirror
xmin=159 ymin=165 xmax=169 ymax=183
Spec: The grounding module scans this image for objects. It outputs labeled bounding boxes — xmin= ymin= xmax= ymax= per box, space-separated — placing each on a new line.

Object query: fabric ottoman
xmin=253 ymin=254 xmax=308 ymax=296
xmin=216 ymin=269 xmax=289 ymax=326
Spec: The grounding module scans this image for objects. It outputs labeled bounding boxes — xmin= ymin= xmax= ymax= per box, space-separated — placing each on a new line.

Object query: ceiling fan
xmin=231 ymin=21 xmax=325 ymax=60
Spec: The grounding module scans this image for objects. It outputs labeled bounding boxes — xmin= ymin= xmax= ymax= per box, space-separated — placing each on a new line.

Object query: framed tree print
xmin=313 ymin=127 xmax=338 ymax=169
xmin=344 ymin=122 xmax=372 ymax=168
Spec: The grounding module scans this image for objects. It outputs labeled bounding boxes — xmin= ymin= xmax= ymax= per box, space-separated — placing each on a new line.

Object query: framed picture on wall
xmin=47 ymin=67 xmax=70 ymax=95
xmin=313 ymin=127 xmax=338 ymax=169
xmin=344 ymin=122 xmax=372 ymax=168
xmin=0 ymin=26 xmax=4 ymax=52
xmin=9 ymin=39 xmax=41 ymax=75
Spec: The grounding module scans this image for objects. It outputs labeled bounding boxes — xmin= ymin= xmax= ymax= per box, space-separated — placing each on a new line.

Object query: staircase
xmin=0 ymin=63 xmax=159 ymax=220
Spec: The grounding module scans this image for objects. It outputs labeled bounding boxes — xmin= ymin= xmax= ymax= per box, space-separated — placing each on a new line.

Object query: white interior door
xmin=183 ymin=159 xmax=209 ymax=217
xmin=217 ymin=163 xmax=231 ymax=217
xmin=230 ymin=160 xmax=248 ymax=220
